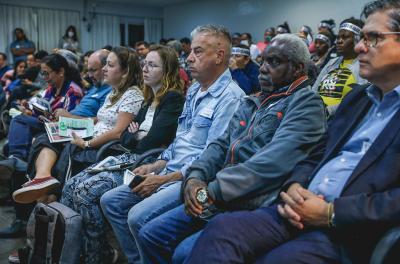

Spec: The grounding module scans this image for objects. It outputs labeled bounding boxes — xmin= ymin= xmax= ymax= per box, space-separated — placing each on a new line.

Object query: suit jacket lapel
xmin=342 ymin=108 xmax=400 ymax=192
xmin=323 ymin=97 xmax=371 ymax=164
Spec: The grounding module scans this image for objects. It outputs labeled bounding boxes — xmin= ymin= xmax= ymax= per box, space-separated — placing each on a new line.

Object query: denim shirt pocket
xmin=252 ymin=111 xmax=282 ymax=139
xmin=189 ymin=115 xmax=213 ymax=146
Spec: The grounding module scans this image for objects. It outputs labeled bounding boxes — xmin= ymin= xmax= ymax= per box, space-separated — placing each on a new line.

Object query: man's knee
xmin=127 ymin=205 xmax=146 ymax=234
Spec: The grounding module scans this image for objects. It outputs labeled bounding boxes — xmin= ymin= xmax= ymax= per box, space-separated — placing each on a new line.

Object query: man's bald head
xmin=88 ymin=49 xmax=110 ymax=87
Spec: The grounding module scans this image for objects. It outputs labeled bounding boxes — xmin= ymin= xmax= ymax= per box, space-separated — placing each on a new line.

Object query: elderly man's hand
xmin=184 ymin=178 xmax=207 ymax=218
xmin=132 ymin=174 xmax=166 ymax=198
xmin=277 ymin=183 xmax=304 ymax=228
xmin=279 ymin=187 xmax=329 ymax=229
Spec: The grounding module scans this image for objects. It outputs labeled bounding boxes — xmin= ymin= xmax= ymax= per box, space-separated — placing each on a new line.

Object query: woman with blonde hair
xmin=58 ymin=45 xmax=184 ymax=264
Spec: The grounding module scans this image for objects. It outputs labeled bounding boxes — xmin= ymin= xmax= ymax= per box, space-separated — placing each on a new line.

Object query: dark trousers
xmin=8 ymin=115 xmax=44 ymax=161
xmin=186 ymin=205 xmax=341 ymax=264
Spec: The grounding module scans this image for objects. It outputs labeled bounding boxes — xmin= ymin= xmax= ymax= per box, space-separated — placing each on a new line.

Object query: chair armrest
xmin=370 ymin=226 xmax=400 ymax=264
xmin=95 ymin=139 xmax=122 ymax=162
xmin=129 ymin=147 xmax=165 ymax=169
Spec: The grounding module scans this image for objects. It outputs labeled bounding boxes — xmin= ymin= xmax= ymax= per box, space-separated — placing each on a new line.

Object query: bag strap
xmin=31 ymin=209 xmax=50 ymax=264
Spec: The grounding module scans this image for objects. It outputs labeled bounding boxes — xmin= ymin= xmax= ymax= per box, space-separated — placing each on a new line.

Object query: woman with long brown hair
xmin=58 ymin=45 xmax=184 ymax=264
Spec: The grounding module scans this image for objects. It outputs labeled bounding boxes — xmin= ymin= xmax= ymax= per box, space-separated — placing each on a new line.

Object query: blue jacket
xmin=230 ymin=60 xmax=260 ymax=95
xmin=186 ymin=79 xmax=327 ymax=209
xmin=285 ymin=84 xmax=400 ymax=263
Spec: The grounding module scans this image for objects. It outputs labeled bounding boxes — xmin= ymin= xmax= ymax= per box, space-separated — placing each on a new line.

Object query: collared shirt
xmin=10 ymin=40 xmax=35 ymax=63
xmin=0 ymin=65 xmax=11 ymax=80
xmin=308 ymin=84 xmax=400 ymax=202
xmin=160 ymin=69 xmax=244 ymax=176
xmin=70 ymin=84 xmax=111 ymax=117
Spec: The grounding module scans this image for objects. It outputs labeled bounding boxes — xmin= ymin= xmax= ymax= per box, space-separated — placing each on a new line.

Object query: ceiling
xmin=97 ymin=0 xmax=196 ymax=8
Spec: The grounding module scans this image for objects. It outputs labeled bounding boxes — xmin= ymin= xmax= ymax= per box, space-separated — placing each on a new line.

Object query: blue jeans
xmin=8 ymin=115 xmax=44 ymax=160
xmin=186 ymin=205 xmax=341 ymax=264
xmin=60 ymin=152 xmax=137 ymax=264
xmin=139 ymin=204 xmax=206 ymax=263
xmin=100 ymin=181 xmax=182 ymax=264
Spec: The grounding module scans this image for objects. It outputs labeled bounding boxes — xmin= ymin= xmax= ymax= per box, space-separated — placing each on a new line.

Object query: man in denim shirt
xmin=101 ymin=24 xmax=244 ymax=263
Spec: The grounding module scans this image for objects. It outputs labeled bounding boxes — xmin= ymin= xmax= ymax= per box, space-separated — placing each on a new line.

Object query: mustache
xmin=258 ymin=74 xmax=274 ymax=92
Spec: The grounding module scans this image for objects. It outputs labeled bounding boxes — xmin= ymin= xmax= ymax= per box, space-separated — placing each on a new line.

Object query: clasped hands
xmin=278 ymin=183 xmax=330 ymax=229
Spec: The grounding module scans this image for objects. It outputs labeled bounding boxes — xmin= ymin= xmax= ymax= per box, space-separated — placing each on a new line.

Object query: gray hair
xmin=190 ymin=24 xmax=232 ymax=62
xmin=362 ymin=0 xmax=400 ymax=31
xmin=167 ymin=40 xmax=182 ymax=53
xmin=271 ymin=33 xmax=311 ymax=74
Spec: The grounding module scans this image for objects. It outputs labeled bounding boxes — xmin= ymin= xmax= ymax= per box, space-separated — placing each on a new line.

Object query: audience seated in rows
xmin=2 ymin=1 xmax=398 ymax=262
xmin=60 ymin=44 xmax=185 ymax=264
xmin=137 ymin=33 xmax=327 ymax=263
xmin=12 ymin=47 xmax=144 ymax=204
xmin=313 ymin=17 xmax=368 ymax=118
xmin=100 ymin=24 xmax=245 ymax=264
xmin=182 ymin=1 xmax=400 ymax=263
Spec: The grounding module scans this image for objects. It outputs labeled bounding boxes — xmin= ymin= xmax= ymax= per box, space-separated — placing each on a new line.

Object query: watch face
xmin=196 ymin=189 xmax=208 ymax=204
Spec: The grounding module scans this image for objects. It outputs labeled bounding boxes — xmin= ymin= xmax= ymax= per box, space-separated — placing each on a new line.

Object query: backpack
xmin=24 ymin=202 xmax=82 ymax=264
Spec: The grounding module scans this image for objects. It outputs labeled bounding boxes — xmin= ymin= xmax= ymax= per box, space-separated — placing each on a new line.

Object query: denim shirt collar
xmin=187 ymin=68 xmax=233 ymax=100
xmin=366 ymin=83 xmax=400 ymax=106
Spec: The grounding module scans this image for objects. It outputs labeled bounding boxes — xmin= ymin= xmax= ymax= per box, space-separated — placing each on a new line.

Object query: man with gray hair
xmin=101 ymin=24 xmax=244 ymax=263
xmin=137 ymin=33 xmax=327 ymax=263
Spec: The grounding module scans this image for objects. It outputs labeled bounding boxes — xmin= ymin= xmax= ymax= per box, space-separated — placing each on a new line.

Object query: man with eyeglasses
xmin=179 ymin=1 xmax=400 ymax=263
xmin=137 ymin=33 xmax=327 ymax=263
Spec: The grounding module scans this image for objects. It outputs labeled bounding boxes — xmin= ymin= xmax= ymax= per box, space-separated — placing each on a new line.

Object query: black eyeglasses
xmin=39 ymin=70 xmax=53 ymax=77
xmin=359 ymin=31 xmax=400 ymax=47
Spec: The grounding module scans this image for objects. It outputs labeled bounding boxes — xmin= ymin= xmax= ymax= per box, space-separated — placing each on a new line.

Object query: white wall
xmin=163 ymin=0 xmax=370 ymax=42
xmin=1 ymin=0 xmax=163 ymax=52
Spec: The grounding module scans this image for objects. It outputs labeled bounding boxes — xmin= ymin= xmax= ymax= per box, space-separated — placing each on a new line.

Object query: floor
xmin=0 ymin=186 xmax=25 ymax=264
xmin=0 ymin=136 xmax=127 ymax=263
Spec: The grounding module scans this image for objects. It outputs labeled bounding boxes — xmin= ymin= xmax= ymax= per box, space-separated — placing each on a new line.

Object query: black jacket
xmin=121 ymin=91 xmax=184 ymax=154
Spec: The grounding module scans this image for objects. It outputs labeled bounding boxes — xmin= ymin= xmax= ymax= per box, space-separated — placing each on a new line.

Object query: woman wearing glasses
xmin=313 ymin=17 xmax=368 ymax=118
xmin=5 ymin=53 xmax=83 ymax=167
xmin=12 ymin=47 xmax=144 ymax=205
xmin=57 ymin=45 xmax=184 ymax=264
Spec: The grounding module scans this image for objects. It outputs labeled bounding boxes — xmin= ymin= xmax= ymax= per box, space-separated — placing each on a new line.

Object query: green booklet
xmin=58 ymin=117 xmax=94 ymax=138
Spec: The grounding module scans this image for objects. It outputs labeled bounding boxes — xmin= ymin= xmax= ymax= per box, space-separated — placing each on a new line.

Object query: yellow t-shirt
xmin=317 ymin=59 xmax=357 ymax=106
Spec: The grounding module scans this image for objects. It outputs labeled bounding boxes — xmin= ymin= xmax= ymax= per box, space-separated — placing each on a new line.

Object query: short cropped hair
xmin=190 ymin=24 xmax=232 ymax=62
xmin=271 ymin=34 xmax=311 ymax=74
xmin=362 ymin=0 xmax=400 ymax=31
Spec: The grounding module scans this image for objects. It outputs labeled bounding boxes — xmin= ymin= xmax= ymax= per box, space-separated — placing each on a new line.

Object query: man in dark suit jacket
xmin=183 ymin=1 xmax=400 ymax=263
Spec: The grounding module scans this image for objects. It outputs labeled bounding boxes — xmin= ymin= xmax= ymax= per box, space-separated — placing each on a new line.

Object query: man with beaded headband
xmin=229 ymin=44 xmax=260 ymax=94
xmin=313 ymin=17 xmax=368 ymax=117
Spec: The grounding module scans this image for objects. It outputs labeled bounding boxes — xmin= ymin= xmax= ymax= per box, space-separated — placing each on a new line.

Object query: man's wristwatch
xmin=84 ymin=140 xmax=91 ymax=149
xmin=196 ymin=188 xmax=208 ymax=204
